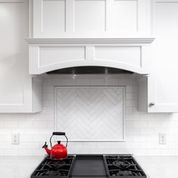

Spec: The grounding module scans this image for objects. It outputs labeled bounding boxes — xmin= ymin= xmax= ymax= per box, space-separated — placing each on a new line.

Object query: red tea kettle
xmin=42 ymin=132 xmax=68 ymax=159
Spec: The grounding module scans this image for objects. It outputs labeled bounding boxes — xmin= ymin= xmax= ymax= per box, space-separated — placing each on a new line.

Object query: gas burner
xmin=43 ymin=162 xmax=65 ymax=170
xmin=31 ymin=156 xmax=75 ymax=178
xmin=111 ymin=170 xmax=133 ymax=176
xmin=104 ymin=155 xmax=147 ymax=178
xmin=112 ymin=160 xmax=132 ymax=169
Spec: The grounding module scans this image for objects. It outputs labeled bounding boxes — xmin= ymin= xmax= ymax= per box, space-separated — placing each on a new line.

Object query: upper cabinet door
xmin=0 ymin=0 xmax=42 ymax=113
xmin=147 ymin=0 xmax=178 ymax=112
xmin=31 ymin=0 xmax=151 ymax=38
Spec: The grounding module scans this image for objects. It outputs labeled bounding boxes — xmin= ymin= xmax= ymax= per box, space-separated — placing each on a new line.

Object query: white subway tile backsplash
xmin=0 ymin=75 xmax=178 ymax=156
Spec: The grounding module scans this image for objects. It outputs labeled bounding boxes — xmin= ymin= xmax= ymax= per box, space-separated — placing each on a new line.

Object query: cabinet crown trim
xmin=27 ymin=37 xmax=155 ymax=45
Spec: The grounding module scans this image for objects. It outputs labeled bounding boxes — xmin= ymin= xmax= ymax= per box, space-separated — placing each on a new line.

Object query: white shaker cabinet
xmin=0 ymin=1 xmax=41 ymax=113
xmin=138 ymin=0 xmax=178 ymax=112
xmin=32 ymin=0 xmax=151 ymax=37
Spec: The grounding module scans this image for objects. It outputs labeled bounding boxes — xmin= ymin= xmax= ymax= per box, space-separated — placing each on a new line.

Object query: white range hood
xmin=28 ymin=0 xmax=154 ymax=75
xmin=27 ymin=37 xmax=154 ymax=75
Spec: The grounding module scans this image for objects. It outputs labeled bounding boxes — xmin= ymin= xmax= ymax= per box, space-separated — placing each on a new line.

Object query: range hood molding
xmin=27 ymin=37 xmax=155 ymax=45
xmin=28 ymin=37 xmax=154 ymax=75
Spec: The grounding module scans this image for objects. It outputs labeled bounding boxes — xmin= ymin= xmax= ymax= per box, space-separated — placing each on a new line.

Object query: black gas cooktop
xmin=31 ymin=154 xmax=147 ymax=178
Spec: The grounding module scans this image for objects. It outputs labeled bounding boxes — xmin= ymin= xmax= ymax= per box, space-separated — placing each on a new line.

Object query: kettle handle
xmin=50 ymin=132 xmax=68 ymax=148
xmin=53 ymin=132 xmax=65 ymax=136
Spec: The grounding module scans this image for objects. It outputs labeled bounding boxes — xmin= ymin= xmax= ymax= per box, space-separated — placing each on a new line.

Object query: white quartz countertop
xmin=1 ymin=155 xmax=178 ymax=178
xmin=135 ymin=156 xmax=178 ymax=178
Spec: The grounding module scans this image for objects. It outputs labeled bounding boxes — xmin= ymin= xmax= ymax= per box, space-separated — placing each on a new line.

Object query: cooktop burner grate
xmin=31 ymin=154 xmax=147 ymax=178
xmin=31 ymin=156 xmax=75 ymax=178
xmin=104 ymin=155 xmax=147 ymax=178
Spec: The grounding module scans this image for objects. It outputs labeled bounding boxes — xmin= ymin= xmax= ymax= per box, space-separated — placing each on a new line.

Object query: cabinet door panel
xmin=148 ymin=1 xmax=178 ymax=112
xmin=43 ymin=0 xmax=65 ymax=33
xmin=75 ymin=0 xmax=105 ymax=33
xmin=110 ymin=0 xmax=137 ymax=33
xmin=0 ymin=3 xmax=27 ymax=104
xmin=0 ymin=1 xmax=41 ymax=113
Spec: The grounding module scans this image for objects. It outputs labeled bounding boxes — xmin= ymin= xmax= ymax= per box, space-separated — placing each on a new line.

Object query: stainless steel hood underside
xmin=47 ymin=66 xmax=133 ymax=75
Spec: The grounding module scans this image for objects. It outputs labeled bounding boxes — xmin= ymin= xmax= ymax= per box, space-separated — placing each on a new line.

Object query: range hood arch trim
xmin=28 ymin=37 xmax=154 ymax=75
xmin=32 ymin=61 xmax=147 ymax=75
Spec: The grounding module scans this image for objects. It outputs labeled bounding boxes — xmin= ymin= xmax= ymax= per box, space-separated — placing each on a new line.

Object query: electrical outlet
xmin=159 ymin=133 xmax=166 ymax=145
xmin=12 ymin=133 xmax=20 ymax=145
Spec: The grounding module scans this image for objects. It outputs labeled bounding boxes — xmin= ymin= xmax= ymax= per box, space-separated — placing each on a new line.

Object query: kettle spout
xmin=42 ymin=142 xmax=51 ymax=155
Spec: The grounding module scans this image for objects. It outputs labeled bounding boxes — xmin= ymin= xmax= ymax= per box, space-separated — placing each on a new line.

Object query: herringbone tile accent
xmin=55 ymin=87 xmax=125 ymax=141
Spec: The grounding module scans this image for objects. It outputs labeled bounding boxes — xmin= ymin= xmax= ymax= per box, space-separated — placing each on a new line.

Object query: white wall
xmin=0 ymin=75 xmax=178 ymax=156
